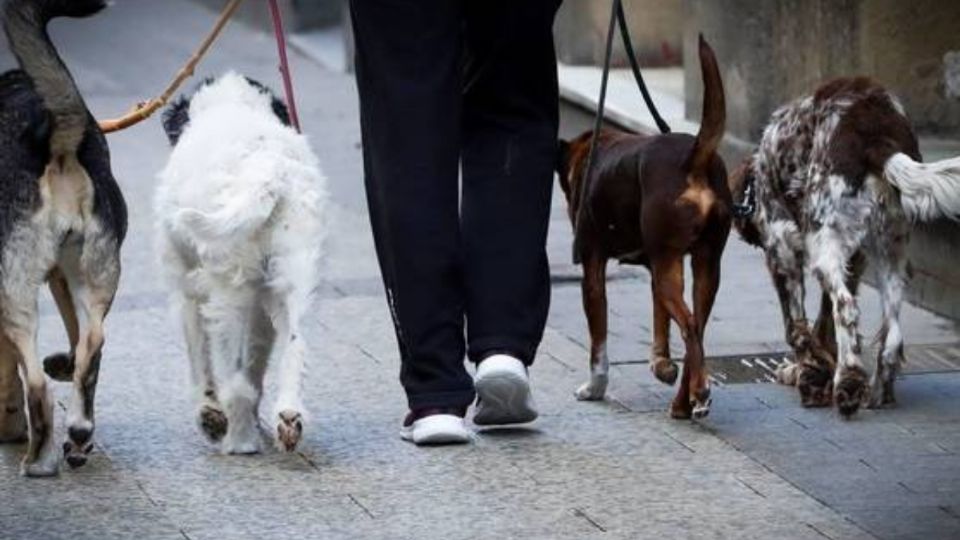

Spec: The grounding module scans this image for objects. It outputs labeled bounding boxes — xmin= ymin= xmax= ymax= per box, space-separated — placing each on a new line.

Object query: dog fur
xmin=556 ymin=36 xmax=731 ymax=419
xmin=0 ymin=0 xmax=127 ymax=476
xmin=156 ymin=72 xmax=326 ymax=454
xmin=730 ymin=76 xmax=960 ymax=417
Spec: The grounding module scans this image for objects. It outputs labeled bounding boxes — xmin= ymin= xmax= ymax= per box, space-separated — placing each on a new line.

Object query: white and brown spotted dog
xmin=0 ymin=0 xmax=126 ymax=476
xmin=731 ymin=77 xmax=960 ymax=417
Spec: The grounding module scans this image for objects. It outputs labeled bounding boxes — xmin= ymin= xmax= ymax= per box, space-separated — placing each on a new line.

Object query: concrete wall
xmin=683 ymin=0 xmax=960 ymax=140
xmin=554 ymin=0 xmax=683 ymax=67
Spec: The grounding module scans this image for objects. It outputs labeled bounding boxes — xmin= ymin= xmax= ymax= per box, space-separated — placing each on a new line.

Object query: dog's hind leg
xmin=650 ymin=287 xmax=677 ymax=386
xmin=209 ymin=289 xmax=261 ymax=455
xmin=762 ymin=228 xmax=832 ymax=407
xmin=690 ymin=239 xmax=726 ymax=417
xmin=652 ymin=255 xmax=704 ymax=419
xmin=62 ymin=245 xmax=120 ymax=469
xmin=813 ymin=252 xmax=865 ymax=362
xmin=267 ymin=291 xmax=307 ymax=452
xmin=2 ymin=300 xmax=59 ymax=476
xmin=182 ymin=296 xmax=227 ymax=443
xmin=575 ymin=253 xmax=610 ymax=401
xmin=868 ymin=232 xmax=908 ymax=408
xmin=808 ymin=224 xmax=869 ymax=417
xmin=161 ymin=234 xmax=228 ymax=442
xmin=0 ymin=340 xmax=27 ymax=443
xmin=42 ymin=267 xmax=80 ymax=382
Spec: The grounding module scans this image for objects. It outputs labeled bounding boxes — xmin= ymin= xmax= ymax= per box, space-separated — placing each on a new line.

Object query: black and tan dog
xmin=556 ymin=36 xmax=731 ymax=419
xmin=0 ymin=0 xmax=126 ymax=476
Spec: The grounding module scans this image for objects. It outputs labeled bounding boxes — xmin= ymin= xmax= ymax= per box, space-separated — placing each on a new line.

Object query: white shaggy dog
xmin=155 ymin=73 xmax=326 ymax=453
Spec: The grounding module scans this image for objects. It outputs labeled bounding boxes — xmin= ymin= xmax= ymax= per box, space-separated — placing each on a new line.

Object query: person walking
xmin=349 ymin=0 xmax=562 ymax=444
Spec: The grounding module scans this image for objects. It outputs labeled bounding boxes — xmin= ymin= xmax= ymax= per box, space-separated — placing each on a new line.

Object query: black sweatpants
xmin=350 ymin=0 xmax=562 ymax=411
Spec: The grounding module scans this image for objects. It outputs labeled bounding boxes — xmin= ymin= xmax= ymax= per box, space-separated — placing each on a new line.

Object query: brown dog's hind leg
xmin=690 ymin=242 xmax=724 ymax=417
xmin=576 ymin=253 xmax=610 ymax=401
xmin=652 ymin=256 xmax=703 ymax=419
xmin=43 ymin=268 xmax=79 ymax=382
xmin=650 ymin=289 xmax=677 ymax=385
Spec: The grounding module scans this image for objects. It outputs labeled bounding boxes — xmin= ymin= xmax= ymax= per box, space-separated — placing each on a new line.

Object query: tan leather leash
xmin=97 ymin=0 xmax=244 ymax=133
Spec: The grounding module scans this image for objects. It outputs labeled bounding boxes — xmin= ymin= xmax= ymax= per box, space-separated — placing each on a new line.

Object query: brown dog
xmin=556 ymin=36 xmax=731 ymax=419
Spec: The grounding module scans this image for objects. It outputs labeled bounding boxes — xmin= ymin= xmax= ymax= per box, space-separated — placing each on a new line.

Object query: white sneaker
xmin=400 ymin=410 xmax=473 ymax=445
xmin=473 ymin=354 xmax=539 ymax=425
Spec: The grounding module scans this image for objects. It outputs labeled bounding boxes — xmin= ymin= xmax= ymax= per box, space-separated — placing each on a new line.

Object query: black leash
xmin=615 ymin=2 xmax=671 ymax=135
xmin=573 ymin=0 xmax=671 ymax=263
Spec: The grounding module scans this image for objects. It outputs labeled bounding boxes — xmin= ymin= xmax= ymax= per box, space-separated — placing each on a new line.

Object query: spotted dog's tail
xmin=2 ymin=0 xmax=107 ymax=156
xmin=688 ymin=34 xmax=725 ymax=180
xmin=883 ymin=153 xmax=960 ymax=222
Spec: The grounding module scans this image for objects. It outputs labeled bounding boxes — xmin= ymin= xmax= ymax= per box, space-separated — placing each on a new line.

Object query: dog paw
xmin=198 ymin=403 xmax=228 ymax=442
xmin=650 ymin=357 xmax=678 ymax=386
xmin=774 ymin=361 xmax=799 ymax=386
xmin=276 ymin=410 xmax=303 ymax=452
xmin=690 ymin=387 xmax=712 ymax=419
xmin=20 ymin=452 xmax=60 ymax=477
xmin=42 ymin=352 xmax=75 ymax=382
xmin=574 ymin=376 xmax=607 ymax=401
xmin=797 ymin=362 xmax=833 ymax=408
xmin=866 ymin=376 xmax=897 ymax=409
xmin=835 ymin=366 xmax=868 ymax=418
xmin=62 ymin=423 xmax=94 ymax=469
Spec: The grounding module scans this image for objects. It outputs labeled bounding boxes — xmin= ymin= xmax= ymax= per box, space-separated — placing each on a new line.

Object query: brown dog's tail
xmin=688 ymin=35 xmax=725 ymax=179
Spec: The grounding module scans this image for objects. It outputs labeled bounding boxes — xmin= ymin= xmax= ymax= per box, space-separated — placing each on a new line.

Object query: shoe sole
xmin=474 ymin=369 xmax=538 ymax=426
xmin=400 ymin=414 xmax=472 ymax=445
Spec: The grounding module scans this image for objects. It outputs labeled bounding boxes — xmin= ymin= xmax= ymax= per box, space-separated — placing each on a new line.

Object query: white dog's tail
xmin=174 ymin=188 xmax=280 ymax=246
xmin=883 ymin=153 xmax=960 ymax=222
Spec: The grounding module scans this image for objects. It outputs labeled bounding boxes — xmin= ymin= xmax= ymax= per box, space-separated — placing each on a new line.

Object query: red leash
xmin=268 ymin=0 xmax=302 ymax=133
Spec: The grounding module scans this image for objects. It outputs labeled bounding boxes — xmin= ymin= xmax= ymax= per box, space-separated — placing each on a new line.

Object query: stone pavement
xmin=1 ymin=1 xmax=959 ymax=539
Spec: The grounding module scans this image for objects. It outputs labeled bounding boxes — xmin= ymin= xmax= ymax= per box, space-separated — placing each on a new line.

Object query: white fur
xmin=155 ymin=73 xmax=327 ymax=453
xmin=883 ymin=153 xmax=960 ymax=222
